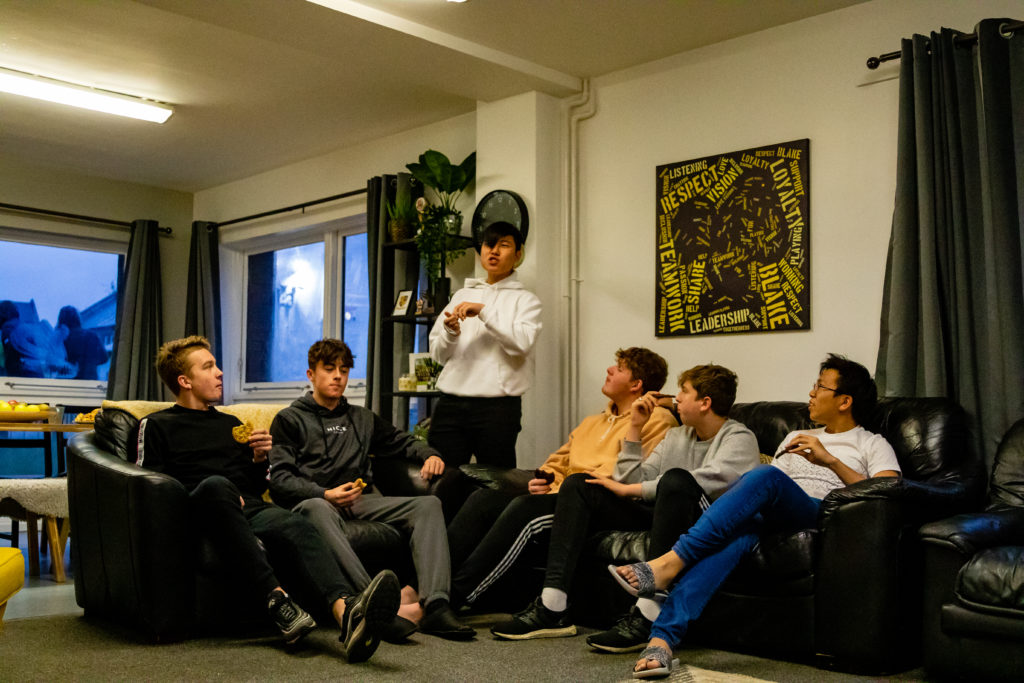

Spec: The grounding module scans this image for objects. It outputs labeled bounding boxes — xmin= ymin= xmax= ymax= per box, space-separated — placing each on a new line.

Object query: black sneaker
xmin=267 ymin=589 xmax=316 ymax=645
xmin=586 ymin=606 xmax=652 ymax=653
xmin=340 ymin=570 xmax=400 ymax=663
xmin=490 ymin=597 xmax=577 ymax=640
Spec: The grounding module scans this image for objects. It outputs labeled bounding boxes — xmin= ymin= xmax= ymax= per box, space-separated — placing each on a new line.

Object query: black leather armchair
xmin=462 ymin=397 xmax=984 ymax=674
xmin=68 ymin=405 xmax=434 ymax=641
xmin=918 ymin=416 xmax=1024 ymax=681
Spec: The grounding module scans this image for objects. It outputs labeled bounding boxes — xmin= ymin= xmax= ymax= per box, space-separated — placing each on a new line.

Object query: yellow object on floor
xmin=0 ymin=547 xmax=26 ymax=630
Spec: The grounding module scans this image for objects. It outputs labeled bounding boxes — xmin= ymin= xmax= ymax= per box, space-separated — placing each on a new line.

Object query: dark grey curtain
xmin=365 ymin=176 xmax=385 ymax=413
xmin=876 ymin=19 xmax=1024 ymax=469
xmin=184 ymin=220 xmax=222 ymax=360
xmin=107 ymin=219 xmax=164 ymax=400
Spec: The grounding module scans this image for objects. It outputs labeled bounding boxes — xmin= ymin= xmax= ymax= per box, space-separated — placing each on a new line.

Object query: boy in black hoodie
xmin=138 ymin=336 xmax=399 ymax=663
xmin=269 ymin=339 xmax=473 ymax=641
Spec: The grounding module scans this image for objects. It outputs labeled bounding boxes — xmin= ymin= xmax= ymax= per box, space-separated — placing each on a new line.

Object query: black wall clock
xmin=471 ymin=189 xmax=529 ymax=250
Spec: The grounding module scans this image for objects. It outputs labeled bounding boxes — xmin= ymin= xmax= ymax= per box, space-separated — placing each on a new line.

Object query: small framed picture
xmin=393 ymin=290 xmax=413 ymax=316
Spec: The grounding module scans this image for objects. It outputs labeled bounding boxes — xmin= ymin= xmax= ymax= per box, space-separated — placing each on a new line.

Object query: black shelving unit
xmin=377 ymin=233 xmax=473 ymax=430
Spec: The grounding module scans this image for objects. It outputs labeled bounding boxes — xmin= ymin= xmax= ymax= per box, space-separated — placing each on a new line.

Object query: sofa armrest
xmin=458 ymin=464 xmax=532 ymax=495
xmin=67 ymin=431 xmax=196 ymax=641
xmin=814 ymin=493 xmax=921 ymax=669
xmin=371 ymin=456 xmax=434 ymax=497
xmin=819 ymin=476 xmax=975 ymax=527
xmin=919 ymin=509 xmax=1024 ymax=555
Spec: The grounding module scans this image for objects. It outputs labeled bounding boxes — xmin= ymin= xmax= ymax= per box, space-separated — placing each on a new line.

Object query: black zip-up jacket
xmin=268 ymin=393 xmax=440 ymax=509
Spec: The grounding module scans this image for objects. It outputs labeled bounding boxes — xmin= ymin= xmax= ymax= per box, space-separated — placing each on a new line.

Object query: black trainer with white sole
xmin=490 ymin=597 xmax=577 ymax=640
xmin=340 ymin=569 xmax=400 ymax=663
xmin=267 ymin=589 xmax=317 ymax=645
xmin=586 ymin=606 xmax=652 ymax=653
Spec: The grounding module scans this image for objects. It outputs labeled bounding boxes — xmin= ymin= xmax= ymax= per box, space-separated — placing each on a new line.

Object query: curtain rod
xmin=0 ymin=201 xmax=172 ymax=234
xmin=867 ymin=20 xmax=1023 ymax=69
xmin=216 ymin=187 xmax=368 ymax=228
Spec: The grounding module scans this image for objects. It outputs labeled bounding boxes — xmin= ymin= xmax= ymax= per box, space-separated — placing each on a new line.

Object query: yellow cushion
xmin=218 ymin=403 xmax=289 ymax=432
xmin=0 ymin=547 xmax=25 ymax=606
xmin=101 ymin=400 xmax=173 ymax=421
xmin=100 ymin=400 xmax=287 ymax=431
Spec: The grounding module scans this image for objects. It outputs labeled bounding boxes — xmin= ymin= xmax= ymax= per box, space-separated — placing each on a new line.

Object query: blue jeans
xmin=651 ymin=465 xmax=821 ymax=646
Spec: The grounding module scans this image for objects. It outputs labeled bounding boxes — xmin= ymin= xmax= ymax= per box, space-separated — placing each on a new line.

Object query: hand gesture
xmin=443 ymin=310 xmax=462 ymax=335
xmin=630 ymin=392 xmax=664 ymax=429
xmin=584 ymin=470 xmax=631 ymax=498
xmin=325 ymin=481 xmax=363 ymax=509
xmin=527 ymin=477 xmax=552 ymax=495
xmin=248 ymin=429 xmax=272 ymax=462
xmin=420 ymin=455 xmax=445 ymax=481
xmin=451 ymin=301 xmax=485 ymax=320
xmin=782 ymin=433 xmax=836 ymax=468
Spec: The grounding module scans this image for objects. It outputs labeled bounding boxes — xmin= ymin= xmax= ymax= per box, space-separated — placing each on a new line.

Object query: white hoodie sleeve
xmin=476 ymin=290 xmax=543 ymax=357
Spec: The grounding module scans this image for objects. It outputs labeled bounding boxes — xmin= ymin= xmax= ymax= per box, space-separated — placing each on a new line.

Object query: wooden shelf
xmin=385 ymin=314 xmax=437 ymax=325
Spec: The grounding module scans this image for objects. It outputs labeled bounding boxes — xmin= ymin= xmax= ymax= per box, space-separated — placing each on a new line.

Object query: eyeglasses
xmin=811 ymin=382 xmax=841 ymax=395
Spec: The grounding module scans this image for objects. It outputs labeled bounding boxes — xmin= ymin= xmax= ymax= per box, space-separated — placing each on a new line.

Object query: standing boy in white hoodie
xmin=427 ymin=221 xmax=542 ymax=470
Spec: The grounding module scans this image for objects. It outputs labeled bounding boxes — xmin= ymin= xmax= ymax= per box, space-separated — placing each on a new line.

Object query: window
xmin=0 ymin=239 xmax=121 ymax=386
xmin=222 ymin=215 xmax=368 ymax=402
xmin=245 ymin=242 xmax=326 ymax=383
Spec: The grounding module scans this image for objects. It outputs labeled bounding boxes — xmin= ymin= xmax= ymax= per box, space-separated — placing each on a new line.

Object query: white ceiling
xmin=0 ymin=0 xmax=867 ymax=193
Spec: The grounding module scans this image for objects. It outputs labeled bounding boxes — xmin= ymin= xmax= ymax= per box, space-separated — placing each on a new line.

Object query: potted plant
xmin=406 ymin=149 xmax=476 ymax=234
xmin=385 ymin=194 xmax=417 ymax=242
xmin=415 ymin=198 xmax=467 ymax=299
xmin=406 ymin=149 xmax=475 ymax=301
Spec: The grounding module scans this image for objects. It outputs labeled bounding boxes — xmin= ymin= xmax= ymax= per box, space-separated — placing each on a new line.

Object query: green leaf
xmin=458 ymin=152 xmax=476 ymax=186
xmin=405 ymin=162 xmax=432 ymax=188
xmin=423 ymin=150 xmax=453 ymax=192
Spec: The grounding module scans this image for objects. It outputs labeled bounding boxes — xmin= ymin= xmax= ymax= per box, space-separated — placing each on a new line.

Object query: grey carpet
xmin=0 ymin=612 xmax=926 ymax=682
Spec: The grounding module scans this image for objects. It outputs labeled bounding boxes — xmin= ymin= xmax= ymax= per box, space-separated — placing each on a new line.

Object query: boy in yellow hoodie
xmin=447 ymin=347 xmax=677 ymax=607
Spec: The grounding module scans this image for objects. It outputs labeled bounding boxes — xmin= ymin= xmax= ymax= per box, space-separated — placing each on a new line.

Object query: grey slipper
xmin=607 ymin=563 xmax=667 ymax=600
xmin=632 ymin=644 xmax=680 ymax=679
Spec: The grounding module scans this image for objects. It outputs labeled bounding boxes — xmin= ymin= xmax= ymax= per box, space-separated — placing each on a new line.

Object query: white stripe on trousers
xmin=465 ymin=512 xmax=554 ymax=605
xmin=466 ymin=492 xmax=709 ymax=604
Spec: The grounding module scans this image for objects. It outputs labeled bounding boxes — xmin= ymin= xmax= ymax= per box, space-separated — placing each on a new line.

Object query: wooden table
xmin=0 ymin=420 xmax=93 ymax=582
xmin=0 ymin=422 xmax=93 ymax=476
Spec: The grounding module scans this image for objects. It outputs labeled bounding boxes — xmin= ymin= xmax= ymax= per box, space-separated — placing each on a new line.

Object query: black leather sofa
xmin=67 ymin=403 xmax=436 ymax=642
xmin=462 ymin=397 xmax=984 ymax=674
xmin=918 ymin=416 xmax=1024 ymax=681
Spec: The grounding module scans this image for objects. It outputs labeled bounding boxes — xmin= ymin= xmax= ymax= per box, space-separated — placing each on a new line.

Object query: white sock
xmin=540 ymin=587 xmax=567 ymax=613
xmin=636 ymin=597 xmax=661 ymax=622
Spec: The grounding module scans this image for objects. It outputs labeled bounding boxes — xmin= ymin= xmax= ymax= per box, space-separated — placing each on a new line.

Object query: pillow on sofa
xmin=218 ymin=403 xmax=289 ymax=431
xmin=93 ymin=400 xmax=288 ymax=463
xmin=94 ymin=401 xmax=173 ymax=461
xmin=101 ymin=399 xmax=173 ymax=421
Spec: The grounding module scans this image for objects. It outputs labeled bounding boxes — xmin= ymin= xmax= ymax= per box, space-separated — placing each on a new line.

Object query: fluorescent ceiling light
xmin=0 ymin=67 xmax=173 ymax=124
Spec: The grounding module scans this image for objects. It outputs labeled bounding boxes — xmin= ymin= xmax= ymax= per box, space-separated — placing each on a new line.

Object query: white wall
xmin=193 ymin=113 xmax=477 ymax=227
xmin=573 ymin=0 xmax=1024 ymax=418
xmin=475 ymin=91 xmax=564 ymax=467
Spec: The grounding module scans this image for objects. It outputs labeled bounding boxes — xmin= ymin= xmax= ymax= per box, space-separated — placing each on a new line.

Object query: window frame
xmin=0 ymin=224 xmax=127 ymax=406
xmin=220 ymin=213 xmax=368 ymax=405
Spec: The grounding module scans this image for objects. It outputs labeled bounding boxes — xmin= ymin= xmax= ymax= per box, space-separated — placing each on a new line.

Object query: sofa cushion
xmin=730 ymin=401 xmax=814 ymax=460
xmin=217 ymin=404 xmax=288 ymax=431
xmin=956 ymin=546 xmax=1024 ymax=616
xmin=988 ymin=417 xmax=1024 ymax=512
xmin=94 ymin=400 xmax=287 ymax=463
xmin=722 ymin=529 xmax=817 ymax=596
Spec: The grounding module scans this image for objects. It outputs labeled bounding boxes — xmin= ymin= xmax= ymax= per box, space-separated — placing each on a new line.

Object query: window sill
xmin=231 ymin=383 xmax=366 ymax=405
xmin=1 ymin=377 xmax=107 ymax=407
